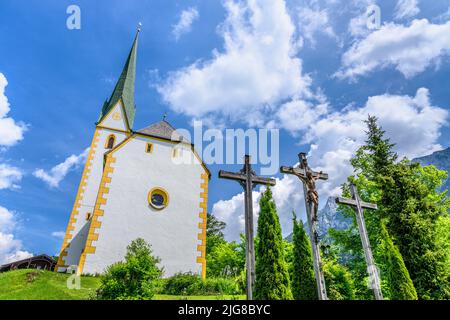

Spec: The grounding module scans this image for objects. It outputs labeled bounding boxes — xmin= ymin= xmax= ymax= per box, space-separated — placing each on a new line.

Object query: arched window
xmin=105 ymin=135 xmax=116 ymax=149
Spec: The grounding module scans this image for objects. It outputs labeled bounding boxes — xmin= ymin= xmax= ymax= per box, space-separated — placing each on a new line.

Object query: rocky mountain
xmin=413 ymin=147 xmax=450 ymax=192
xmin=317 ymin=197 xmax=352 ymax=238
xmin=285 ymin=197 xmax=352 ymax=242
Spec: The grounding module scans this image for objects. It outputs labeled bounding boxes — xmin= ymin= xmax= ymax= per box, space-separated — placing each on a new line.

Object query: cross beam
xmin=280 ymin=152 xmax=328 ymax=300
xmin=219 ymin=155 xmax=276 ymax=300
xmin=335 ymin=184 xmax=383 ymax=300
xmin=219 ymin=171 xmax=276 ymax=186
xmin=335 ymin=197 xmax=377 ymax=210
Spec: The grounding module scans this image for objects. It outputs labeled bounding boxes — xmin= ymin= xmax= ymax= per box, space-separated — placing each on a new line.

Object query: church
xmin=56 ymin=29 xmax=209 ymax=278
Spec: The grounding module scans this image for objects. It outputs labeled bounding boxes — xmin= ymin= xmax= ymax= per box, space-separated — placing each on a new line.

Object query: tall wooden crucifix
xmin=219 ymin=155 xmax=276 ymax=300
xmin=336 ymin=184 xmax=383 ymax=300
xmin=281 ymin=153 xmax=329 ymax=300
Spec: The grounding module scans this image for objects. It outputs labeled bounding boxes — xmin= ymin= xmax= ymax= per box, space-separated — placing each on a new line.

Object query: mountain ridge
xmin=413 ymin=147 xmax=450 ymax=192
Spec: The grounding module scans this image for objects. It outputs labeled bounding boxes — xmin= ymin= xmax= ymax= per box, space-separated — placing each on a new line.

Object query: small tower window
xmin=146 ymin=143 xmax=153 ymax=153
xmin=106 ymin=135 xmax=116 ymax=149
xmin=86 ymin=212 xmax=92 ymax=221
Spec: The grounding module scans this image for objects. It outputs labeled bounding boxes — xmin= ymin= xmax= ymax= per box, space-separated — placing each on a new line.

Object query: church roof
xmin=97 ymin=29 xmax=139 ymax=129
xmin=138 ymin=120 xmax=185 ymax=142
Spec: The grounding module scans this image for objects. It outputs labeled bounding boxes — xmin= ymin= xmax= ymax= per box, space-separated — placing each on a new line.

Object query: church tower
xmin=56 ymin=29 xmax=209 ymax=278
xmin=55 ymin=30 xmax=139 ymax=274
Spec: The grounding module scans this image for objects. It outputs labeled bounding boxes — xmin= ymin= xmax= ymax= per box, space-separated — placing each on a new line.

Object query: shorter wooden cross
xmin=219 ymin=155 xmax=276 ymax=300
xmin=281 ymin=153 xmax=329 ymax=300
xmin=336 ymin=184 xmax=383 ymax=300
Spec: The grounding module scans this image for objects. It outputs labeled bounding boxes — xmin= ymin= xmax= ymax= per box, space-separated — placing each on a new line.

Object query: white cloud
xmin=298 ymin=7 xmax=336 ymax=47
xmin=304 ymin=88 xmax=448 ymax=198
xmin=212 ymin=174 xmax=304 ymax=241
xmin=347 ymin=0 xmax=377 ymax=38
xmin=276 ymin=100 xmax=329 ymax=134
xmin=0 ymin=73 xmax=27 ymax=147
xmin=159 ymin=0 xmax=314 ymax=125
xmin=33 ymin=148 xmax=89 ymax=188
xmin=51 ymin=231 xmax=65 ymax=239
xmin=337 ymin=19 xmax=450 ymax=79
xmin=172 ymin=7 xmax=199 ymax=41
xmin=0 ymin=205 xmax=15 ymax=231
xmin=0 ymin=206 xmax=32 ymax=264
xmin=348 ymin=12 xmax=370 ymax=38
xmin=395 ymin=0 xmax=420 ymax=20
xmin=0 ymin=164 xmax=23 ymax=190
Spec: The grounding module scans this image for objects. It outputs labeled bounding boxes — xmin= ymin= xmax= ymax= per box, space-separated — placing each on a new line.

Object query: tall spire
xmin=98 ymin=27 xmax=140 ymax=129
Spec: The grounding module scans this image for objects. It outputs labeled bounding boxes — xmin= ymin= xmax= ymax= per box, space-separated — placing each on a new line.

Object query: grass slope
xmin=0 ymin=269 xmax=100 ymax=300
xmin=0 ymin=270 xmax=245 ymax=300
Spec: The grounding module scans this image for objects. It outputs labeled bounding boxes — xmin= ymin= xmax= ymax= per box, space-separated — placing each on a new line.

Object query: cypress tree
xmin=379 ymin=223 xmax=418 ymax=300
xmin=291 ymin=212 xmax=318 ymax=300
xmin=254 ymin=188 xmax=293 ymax=300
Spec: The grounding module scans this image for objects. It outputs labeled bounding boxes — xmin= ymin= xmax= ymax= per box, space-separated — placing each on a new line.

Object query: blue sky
xmin=1 ymin=0 xmax=450 ymax=261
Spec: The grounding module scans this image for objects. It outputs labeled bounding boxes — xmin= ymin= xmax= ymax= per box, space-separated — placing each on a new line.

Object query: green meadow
xmin=0 ymin=269 xmax=244 ymax=300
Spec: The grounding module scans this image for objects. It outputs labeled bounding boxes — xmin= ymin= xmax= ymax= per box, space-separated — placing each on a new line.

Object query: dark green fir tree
xmin=254 ymin=188 xmax=292 ymax=300
xmin=291 ymin=212 xmax=318 ymax=300
xmin=379 ymin=223 xmax=418 ymax=300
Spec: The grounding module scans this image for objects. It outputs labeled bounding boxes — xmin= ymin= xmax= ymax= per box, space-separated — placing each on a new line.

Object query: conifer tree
xmin=379 ymin=223 xmax=418 ymax=300
xmin=381 ymin=161 xmax=450 ymax=299
xmin=352 ymin=115 xmax=397 ymax=179
xmin=333 ymin=115 xmax=450 ymax=300
xmin=254 ymin=188 xmax=293 ymax=300
xmin=291 ymin=213 xmax=318 ymax=300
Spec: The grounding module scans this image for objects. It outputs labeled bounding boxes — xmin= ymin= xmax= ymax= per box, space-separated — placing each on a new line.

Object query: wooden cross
xmin=336 ymin=184 xmax=383 ymax=300
xmin=281 ymin=152 xmax=329 ymax=300
xmin=219 ymin=155 xmax=276 ymax=300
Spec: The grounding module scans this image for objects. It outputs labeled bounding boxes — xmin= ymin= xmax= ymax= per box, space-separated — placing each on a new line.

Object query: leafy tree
xmin=205 ymin=214 xmax=245 ymax=278
xmin=254 ymin=188 xmax=292 ymax=300
xmin=322 ymin=256 xmax=356 ymax=300
xmin=96 ymin=238 xmax=163 ymax=300
xmin=207 ymin=240 xmax=245 ymax=278
xmin=436 ymin=215 xmax=450 ymax=298
xmin=379 ymin=223 xmax=418 ymax=300
xmin=206 ymin=213 xmax=227 ymax=256
xmin=291 ymin=213 xmax=318 ymax=300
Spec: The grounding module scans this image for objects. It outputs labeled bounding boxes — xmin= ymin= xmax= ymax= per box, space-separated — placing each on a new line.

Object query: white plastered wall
xmin=59 ymin=102 xmax=129 ymax=271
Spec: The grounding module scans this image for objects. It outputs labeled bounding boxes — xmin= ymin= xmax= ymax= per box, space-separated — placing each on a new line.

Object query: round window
xmin=148 ymin=188 xmax=169 ymax=210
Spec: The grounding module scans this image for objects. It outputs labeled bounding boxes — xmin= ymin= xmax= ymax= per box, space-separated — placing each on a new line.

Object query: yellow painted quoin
xmin=55 ymin=128 xmax=102 ymax=271
xmin=77 ymin=153 xmax=117 ymax=275
xmin=197 ymin=172 xmax=209 ymax=279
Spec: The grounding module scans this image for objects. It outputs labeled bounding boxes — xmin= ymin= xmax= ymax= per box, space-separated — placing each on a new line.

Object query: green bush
xmin=96 ymin=238 xmax=163 ymax=300
xmin=162 ymin=272 xmax=242 ymax=296
xmin=189 ymin=277 xmax=240 ymax=295
xmin=163 ymin=272 xmax=202 ymax=295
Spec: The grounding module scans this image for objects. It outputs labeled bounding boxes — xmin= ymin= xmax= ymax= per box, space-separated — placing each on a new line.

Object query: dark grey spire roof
xmin=138 ymin=120 xmax=186 ymax=142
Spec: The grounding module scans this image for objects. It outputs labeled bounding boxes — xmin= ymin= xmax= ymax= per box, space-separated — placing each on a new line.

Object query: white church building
xmin=56 ymin=30 xmax=209 ymax=278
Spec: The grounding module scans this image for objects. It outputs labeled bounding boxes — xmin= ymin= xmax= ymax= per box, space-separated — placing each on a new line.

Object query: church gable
xmin=97 ymin=100 xmax=128 ymax=132
xmin=79 ymin=133 xmax=208 ymax=277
